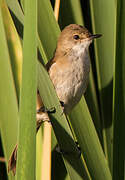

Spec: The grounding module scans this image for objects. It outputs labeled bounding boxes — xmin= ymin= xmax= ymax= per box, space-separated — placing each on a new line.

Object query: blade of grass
xmin=0 ymin=1 xmax=18 ymax=179
xmin=113 ymin=0 xmax=125 ymax=179
xmin=84 ymin=71 xmax=102 ymax=142
xmin=59 ymin=0 xmax=83 ymax=28
xmin=6 ymin=0 xmax=24 ymax=25
xmin=51 ymin=129 xmax=70 ymax=180
xmin=16 ymin=0 xmax=37 ymax=179
xmin=90 ymin=0 xmax=116 ymax=170
xmin=37 ymin=0 xmax=60 ymax=61
xmin=1 ymin=1 xmax=22 ymax=100
xmin=69 ymin=97 xmax=112 ymax=180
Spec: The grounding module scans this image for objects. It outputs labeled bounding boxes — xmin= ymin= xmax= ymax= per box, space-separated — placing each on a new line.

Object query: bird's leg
xmin=36 ymin=106 xmax=56 ymax=131
xmin=36 ymin=110 xmax=51 ymax=132
xmin=60 ymin=101 xmax=65 ymax=114
xmin=36 ymin=91 xmax=56 ymax=131
xmin=60 ymin=101 xmax=65 ymax=108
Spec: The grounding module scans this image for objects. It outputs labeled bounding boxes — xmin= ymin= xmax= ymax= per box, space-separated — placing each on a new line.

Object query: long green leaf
xmin=59 ymin=0 xmax=83 ymax=29
xmin=69 ymin=97 xmax=112 ymax=180
xmin=37 ymin=0 xmax=60 ymax=61
xmin=1 ymin=1 xmax=22 ymax=100
xmin=90 ymin=0 xmax=116 ymax=170
xmin=113 ymin=0 xmax=125 ymax=179
xmin=0 ymin=1 xmax=18 ymax=179
xmin=51 ymin=129 xmax=70 ymax=180
xmin=6 ymin=0 xmax=24 ymax=24
xmin=16 ymin=0 xmax=37 ymax=179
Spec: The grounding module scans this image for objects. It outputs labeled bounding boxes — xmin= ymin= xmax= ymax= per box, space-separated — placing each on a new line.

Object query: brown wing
xmin=46 ymin=56 xmax=56 ymax=72
xmin=46 ymin=48 xmax=57 ymax=71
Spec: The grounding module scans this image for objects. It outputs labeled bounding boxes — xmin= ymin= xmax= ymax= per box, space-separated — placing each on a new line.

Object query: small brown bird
xmin=47 ymin=24 xmax=101 ymax=113
xmin=8 ymin=24 xmax=101 ymax=175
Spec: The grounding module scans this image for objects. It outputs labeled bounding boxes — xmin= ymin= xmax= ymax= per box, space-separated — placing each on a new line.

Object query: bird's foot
xmin=60 ymin=101 xmax=65 ymax=115
xmin=36 ymin=106 xmax=56 ymax=131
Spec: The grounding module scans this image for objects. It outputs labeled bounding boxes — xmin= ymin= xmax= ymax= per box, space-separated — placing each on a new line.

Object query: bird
xmin=8 ymin=24 xmax=101 ymax=175
xmin=46 ymin=24 xmax=101 ymax=113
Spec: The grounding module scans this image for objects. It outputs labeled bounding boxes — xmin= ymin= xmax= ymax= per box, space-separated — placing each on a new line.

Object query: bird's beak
xmin=89 ymin=34 xmax=102 ymax=40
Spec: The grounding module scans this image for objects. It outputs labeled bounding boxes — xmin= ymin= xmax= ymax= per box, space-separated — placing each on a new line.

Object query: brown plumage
xmin=47 ymin=24 xmax=92 ymax=113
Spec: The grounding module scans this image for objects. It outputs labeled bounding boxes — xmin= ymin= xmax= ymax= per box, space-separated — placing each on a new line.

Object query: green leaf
xmin=6 ymin=0 xmax=24 ymax=24
xmin=0 ymin=1 xmax=18 ymax=179
xmin=113 ymin=0 xmax=125 ymax=179
xmin=1 ymin=1 xmax=22 ymax=100
xmin=90 ymin=0 xmax=116 ymax=170
xmin=16 ymin=0 xmax=37 ymax=179
xmin=59 ymin=0 xmax=83 ymax=29
xmin=37 ymin=0 xmax=60 ymax=61
xmin=69 ymin=97 xmax=112 ymax=180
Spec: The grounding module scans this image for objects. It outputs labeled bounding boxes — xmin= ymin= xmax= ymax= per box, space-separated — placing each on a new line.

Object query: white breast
xmin=49 ymin=43 xmax=90 ymax=113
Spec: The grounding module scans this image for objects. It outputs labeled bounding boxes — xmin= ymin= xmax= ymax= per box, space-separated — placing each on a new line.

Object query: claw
xmin=60 ymin=101 xmax=65 ymax=115
xmin=60 ymin=101 xmax=65 ymax=107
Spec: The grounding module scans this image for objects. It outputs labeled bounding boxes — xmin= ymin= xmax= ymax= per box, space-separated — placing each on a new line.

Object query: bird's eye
xmin=73 ymin=35 xmax=80 ymax=40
